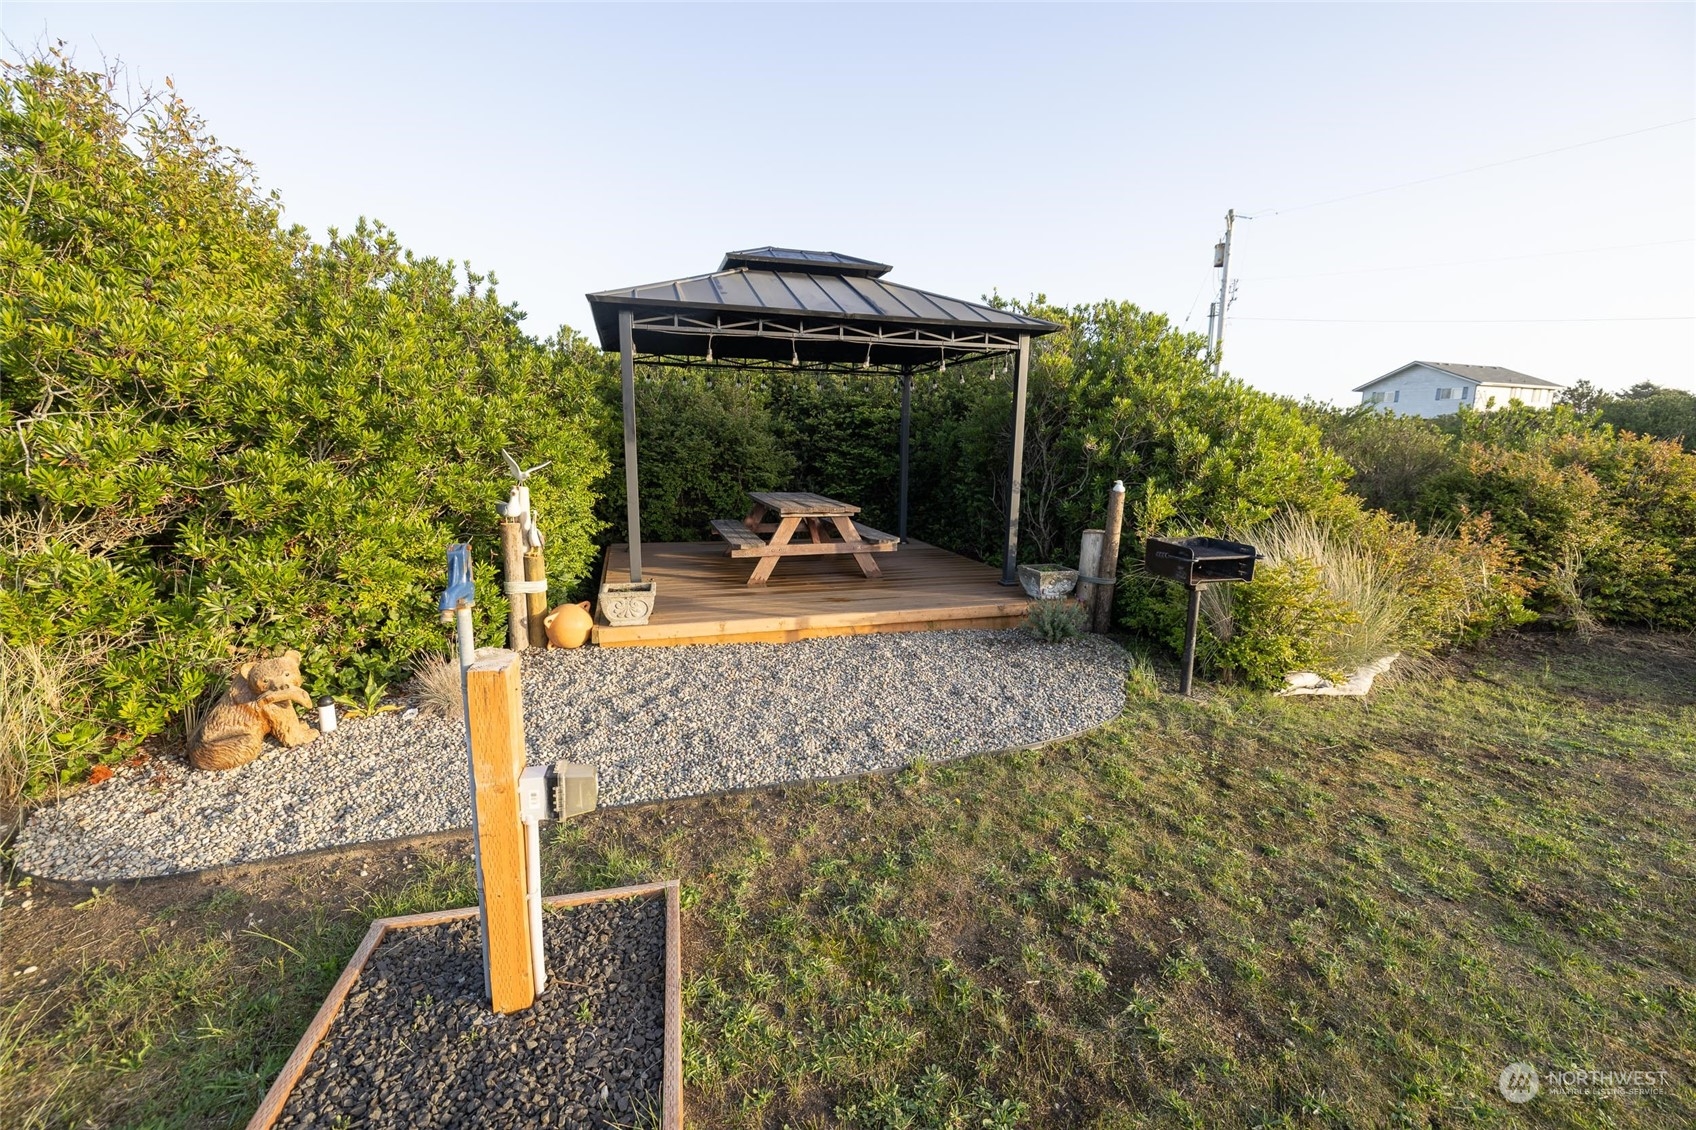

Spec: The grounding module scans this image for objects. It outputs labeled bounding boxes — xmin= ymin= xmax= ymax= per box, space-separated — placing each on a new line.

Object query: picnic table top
xmin=749 ymin=491 xmax=860 ymax=517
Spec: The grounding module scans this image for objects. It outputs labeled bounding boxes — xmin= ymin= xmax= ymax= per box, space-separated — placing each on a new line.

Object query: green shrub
xmin=1198 ymin=553 xmax=1354 ymax=688
xmin=1023 ymin=598 xmax=1089 ymax=643
xmin=1562 ymin=380 xmax=1696 ymax=453
xmin=1414 ymin=411 xmax=1696 ymax=629
xmin=0 ymin=53 xmax=608 ymax=778
xmin=597 ymin=369 xmax=793 ymax=544
xmin=1305 ymin=403 xmax=1459 ymax=514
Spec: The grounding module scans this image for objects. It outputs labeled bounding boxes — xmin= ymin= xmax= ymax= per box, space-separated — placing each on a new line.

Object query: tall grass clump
xmin=409 ymin=653 xmax=463 ymax=718
xmin=0 ymin=642 xmax=94 ymax=812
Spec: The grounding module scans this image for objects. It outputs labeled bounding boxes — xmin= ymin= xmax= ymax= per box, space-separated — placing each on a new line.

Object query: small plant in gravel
xmin=408 ymin=654 xmax=462 ymax=718
xmin=1024 ymin=599 xmax=1089 ymax=643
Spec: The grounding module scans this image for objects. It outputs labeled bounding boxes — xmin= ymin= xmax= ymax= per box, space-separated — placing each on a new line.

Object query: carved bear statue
xmin=188 ymin=650 xmax=318 ymax=771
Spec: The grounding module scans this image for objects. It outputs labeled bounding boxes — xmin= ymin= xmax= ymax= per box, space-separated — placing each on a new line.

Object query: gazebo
xmin=585 ymin=247 xmax=1061 ymax=645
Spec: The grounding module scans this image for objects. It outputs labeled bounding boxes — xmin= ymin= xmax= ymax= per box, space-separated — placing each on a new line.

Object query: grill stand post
xmin=1180 ymin=583 xmax=1202 ymax=696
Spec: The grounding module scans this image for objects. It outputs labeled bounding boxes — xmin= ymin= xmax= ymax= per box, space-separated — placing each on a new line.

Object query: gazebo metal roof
xmin=587 ymin=247 xmax=1058 ymax=373
xmin=590 ymin=249 xmax=1057 ymax=588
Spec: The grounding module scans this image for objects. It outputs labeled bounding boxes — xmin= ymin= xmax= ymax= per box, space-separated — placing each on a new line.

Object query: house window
xmin=1436 ymin=388 xmax=1457 ymax=400
xmin=1393 ymin=390 xmax=1400 ymax=403
xmin=1461 ymin=386 xmax=1470 ymax=399
xmin=1366 ymin=391 xmax=1386 ymax=404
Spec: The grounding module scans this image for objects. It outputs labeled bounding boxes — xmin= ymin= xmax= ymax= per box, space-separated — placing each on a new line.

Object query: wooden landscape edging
xmin=246 ymin=879 xmax=683 ymax=1130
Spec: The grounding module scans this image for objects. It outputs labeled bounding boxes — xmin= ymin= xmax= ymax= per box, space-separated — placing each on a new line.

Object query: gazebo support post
xmin=897 ymin=367 xmax=913 ymax=541
xmin=618 ymin=309 xmax=643 ymax=583
xmin=999 ymin=335 xmax=1031 ymax=585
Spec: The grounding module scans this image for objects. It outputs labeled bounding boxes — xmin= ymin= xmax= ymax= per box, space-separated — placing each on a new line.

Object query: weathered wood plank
xmin=467 ymin=650 xmax=534 ymax=1014
xmin=852 ymin=522 xmax=900 ymax=545
xmin=709 ymin=518 xmax=766 ymax=550
xmin=590 ymin=541 xmax=1035 ymax=647
xmin=723 ymin=538 xmax=898 ymax=559
xmin=749 ymin=491 xmax=859 ymax=516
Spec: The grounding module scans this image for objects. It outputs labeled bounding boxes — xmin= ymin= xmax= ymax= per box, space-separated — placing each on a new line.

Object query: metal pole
xmin=1180 ymin=584 xmax=1201 ymax=695
xmin=1212 ymin=209 xmax=1235 ymax=378
xmin=897 ymin=367 xmax=912 ymax=541
xmin=619 ymin=309 xmax=642 ymax=583
xmin=999 ymin=336 xmax=1031 ymax=586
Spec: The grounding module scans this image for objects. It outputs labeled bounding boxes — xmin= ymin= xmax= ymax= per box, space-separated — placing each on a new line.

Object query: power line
xmin=1237 ymin=237 xmax=1695 ymax=282
xmin=1179 ymin=268 xmax=1215 ymax=330
xmin=1235 ymin=315 xmax=1693 ymax=325
xmin=1242 ymin=117 xmax=1695 ymax=219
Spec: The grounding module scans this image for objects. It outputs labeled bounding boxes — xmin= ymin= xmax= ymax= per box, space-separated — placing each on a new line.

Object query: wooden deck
xmin=592 ymin=540 xmax=1034 ymax=647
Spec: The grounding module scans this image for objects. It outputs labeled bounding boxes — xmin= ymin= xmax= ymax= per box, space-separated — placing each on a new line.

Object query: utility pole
xmin=1209 ymin=209 xmax=1235 ymax=377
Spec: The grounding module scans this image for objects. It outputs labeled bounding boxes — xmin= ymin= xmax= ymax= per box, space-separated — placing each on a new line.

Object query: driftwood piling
xmin=1092 ymin=481 xmax=1126 ymax=633
xmin=500 ymin=518 xmax=529 ymax=651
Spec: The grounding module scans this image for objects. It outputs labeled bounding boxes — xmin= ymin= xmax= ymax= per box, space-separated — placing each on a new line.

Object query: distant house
xmin=1353 ymin=362 xmax=1562 ymax=418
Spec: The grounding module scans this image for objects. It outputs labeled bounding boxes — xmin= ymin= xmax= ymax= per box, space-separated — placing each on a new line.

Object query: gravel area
xmin=275 ymin=896 xmax=666 ymax=1129
xmin=17 ymin=630 xmax=1127 ymax=882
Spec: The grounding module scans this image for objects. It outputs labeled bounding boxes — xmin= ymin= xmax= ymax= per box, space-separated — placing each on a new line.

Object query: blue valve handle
xmin=439 ymin=543 xmax=476 ymax=617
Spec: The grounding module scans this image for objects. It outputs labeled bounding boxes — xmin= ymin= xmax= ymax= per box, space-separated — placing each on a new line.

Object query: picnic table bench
xmin=709 ymin=491 xmax=898 ymax=585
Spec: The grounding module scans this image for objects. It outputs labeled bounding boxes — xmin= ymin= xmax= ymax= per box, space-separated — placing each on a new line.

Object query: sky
xmin=6 ymin=3 xmax=1693 ymax=401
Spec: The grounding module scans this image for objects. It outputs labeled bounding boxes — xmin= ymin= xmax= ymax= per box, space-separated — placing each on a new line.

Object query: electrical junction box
xmin=552 ymin=761 xmax=597 ymax=819
xmin=517 ymin=762 xmax=598 ymax=822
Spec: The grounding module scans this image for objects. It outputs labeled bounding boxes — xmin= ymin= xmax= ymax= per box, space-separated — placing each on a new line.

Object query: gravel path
xmin=275 ymin=897 xmax=665 ymax=1129
xmin=17 ymin=630 xmax=1127 ymax=882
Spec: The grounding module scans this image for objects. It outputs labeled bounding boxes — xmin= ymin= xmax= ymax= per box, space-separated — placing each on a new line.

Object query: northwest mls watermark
xmin=1498 ymin=1061 xmax=1672 ymax=1103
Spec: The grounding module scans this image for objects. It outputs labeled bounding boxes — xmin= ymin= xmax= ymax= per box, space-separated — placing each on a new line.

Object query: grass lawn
xmin=1 ymin=630 xmax=1692 ymax=1128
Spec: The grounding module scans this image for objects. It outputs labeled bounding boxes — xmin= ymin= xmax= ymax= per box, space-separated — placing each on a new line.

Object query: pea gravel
xmin=18 ymin=630 xmax=1127 ymax=882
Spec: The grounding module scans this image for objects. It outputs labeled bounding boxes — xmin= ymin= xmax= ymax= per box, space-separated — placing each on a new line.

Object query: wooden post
xmin=500 ymin=518 xmax=528 ymax=651
xmin=524 ymin=549 xmax=548 ymax=649
xmin=1077 ymin=528 xmax=1103 ymax=616
xmin=466 ymin=650 xmax=535 ymax=1013
xmin=1093 ymin=481 xmax=1126 ymax=634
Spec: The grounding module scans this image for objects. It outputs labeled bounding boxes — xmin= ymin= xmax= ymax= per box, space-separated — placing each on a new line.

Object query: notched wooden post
xmin=466 ymin=649 xmax=535 ymax=1013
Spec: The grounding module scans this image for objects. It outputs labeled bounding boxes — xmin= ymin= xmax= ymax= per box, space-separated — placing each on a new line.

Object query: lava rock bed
xmin=274 ymin=896 xmax=666 ymax=1129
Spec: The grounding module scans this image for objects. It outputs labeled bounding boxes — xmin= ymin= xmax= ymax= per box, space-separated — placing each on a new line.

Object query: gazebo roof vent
xmin=717 ymin=247 xmax=893 ymax=278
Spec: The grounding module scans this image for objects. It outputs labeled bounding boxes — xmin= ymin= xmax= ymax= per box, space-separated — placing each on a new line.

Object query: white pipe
xmin=456 ymin=606 xmax=490 ymax=1002
xmin=523 ymin=813 xmax=546 ymax=994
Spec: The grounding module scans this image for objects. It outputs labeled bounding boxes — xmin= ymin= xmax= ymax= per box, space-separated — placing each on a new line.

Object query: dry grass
xmin=1217 ymin=511 xmax=1413 ymax=673
xmin=408 ymin=653 xmax=462 ymax=718
xmin=0 ymin=642 xmax=86 ymax=812
xmin=1546 ymin=542 xmax=1601 ymax=636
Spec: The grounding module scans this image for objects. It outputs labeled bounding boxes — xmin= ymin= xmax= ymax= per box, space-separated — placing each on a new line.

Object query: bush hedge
xmin=1 ymin=54 xmax=606 ymax=790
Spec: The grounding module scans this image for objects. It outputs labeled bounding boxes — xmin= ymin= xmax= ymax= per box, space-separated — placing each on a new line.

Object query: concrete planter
xmin=1017 ymin=564 xmax=1078 ymax=600
xmin=600 ymin=581 xmax=657 ymax=627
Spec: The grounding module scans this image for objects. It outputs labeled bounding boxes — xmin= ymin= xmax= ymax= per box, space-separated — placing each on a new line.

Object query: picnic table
xmin=710 ymin=491 xmax=899 ymax=585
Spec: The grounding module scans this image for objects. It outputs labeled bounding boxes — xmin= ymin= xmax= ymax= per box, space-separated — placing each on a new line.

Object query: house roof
xmin=1353 ymin=361 xmax=1563 ymax=393
xmin=587 ymin=249 xmax=1058 ymax=371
